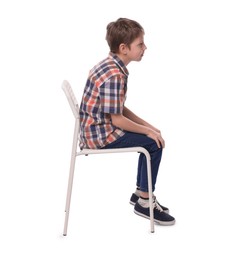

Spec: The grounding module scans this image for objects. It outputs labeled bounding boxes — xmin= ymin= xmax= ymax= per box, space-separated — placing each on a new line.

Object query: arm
xmin=111 ymin=112 xmax=165 ymax=148
xmin=123 ymin=106 xmax=161 ymax=133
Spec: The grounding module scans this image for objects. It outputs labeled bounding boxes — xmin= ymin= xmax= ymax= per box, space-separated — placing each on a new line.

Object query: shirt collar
xmin=108 ymin=52 xmax=129 ymax=77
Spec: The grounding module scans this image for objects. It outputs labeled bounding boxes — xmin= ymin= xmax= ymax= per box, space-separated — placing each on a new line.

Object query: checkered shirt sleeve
xmin=100 ymin=75 xmax=125 ymax=114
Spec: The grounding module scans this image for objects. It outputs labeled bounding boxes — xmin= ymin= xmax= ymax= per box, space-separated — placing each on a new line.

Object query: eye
xmin=139 ymin=43 xmax=144 ymax=48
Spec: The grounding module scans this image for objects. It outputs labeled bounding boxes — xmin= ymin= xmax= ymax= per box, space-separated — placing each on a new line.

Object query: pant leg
xmin=103 ymin=132 xmax=163 ymax=192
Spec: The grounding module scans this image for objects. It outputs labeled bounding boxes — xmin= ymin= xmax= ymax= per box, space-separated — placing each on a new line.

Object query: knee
xmin=145 ymin=142 xmax=162 ymax=154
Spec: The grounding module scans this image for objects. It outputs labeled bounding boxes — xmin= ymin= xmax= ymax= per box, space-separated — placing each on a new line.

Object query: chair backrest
xmin=61 ymin=80 xmax=80 ymax=119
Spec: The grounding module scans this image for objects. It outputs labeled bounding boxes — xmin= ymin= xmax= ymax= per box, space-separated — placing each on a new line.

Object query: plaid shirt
xmin=79 ymin=53 xmax=128 ymax=149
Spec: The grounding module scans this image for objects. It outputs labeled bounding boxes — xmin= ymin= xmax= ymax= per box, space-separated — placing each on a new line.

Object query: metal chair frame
xmin=61 ymin=80 xmax=154 ymax=235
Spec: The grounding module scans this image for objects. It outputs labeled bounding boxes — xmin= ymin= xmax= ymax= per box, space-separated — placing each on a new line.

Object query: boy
xmin=79 ymin=18 xmax=175 ymax=225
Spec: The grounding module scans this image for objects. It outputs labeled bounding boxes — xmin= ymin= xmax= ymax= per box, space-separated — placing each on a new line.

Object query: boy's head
xmin=106 ymin=18 xmax=144 ymax=54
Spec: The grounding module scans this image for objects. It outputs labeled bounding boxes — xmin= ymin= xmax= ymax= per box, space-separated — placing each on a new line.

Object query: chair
xmin=61 ymin=80 xmax=155 ymax=235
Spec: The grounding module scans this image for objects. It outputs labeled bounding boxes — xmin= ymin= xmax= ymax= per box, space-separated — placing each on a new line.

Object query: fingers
xmin=156 ymin=136 xmax=165 ymax=149
xmin=155 ymin=139 xmax=161 ymax=148
xmin=147 ymin=130 xmax=165 ymax=148
xmin=160 ymin=137 xmax=165 ymax=148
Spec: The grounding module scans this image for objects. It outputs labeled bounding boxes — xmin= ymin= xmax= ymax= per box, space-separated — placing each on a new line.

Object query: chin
xmin=133 ymin=56 xmax=143 ymax=62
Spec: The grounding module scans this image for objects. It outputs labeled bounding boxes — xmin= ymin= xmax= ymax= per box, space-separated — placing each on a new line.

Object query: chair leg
xmin=145 ymin=152 xmax=155 ymax=233
xmin=63 ymin=154 xmax=76 ymax=236
xmin=63 ymin=123 xmax=78 ymax=236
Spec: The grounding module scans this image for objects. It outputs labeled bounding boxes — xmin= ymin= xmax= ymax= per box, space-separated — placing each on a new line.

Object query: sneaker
xmin=129 ymin=193 xmax=140 ymax=205
xmin=134 ymin=200 xmax=175 ymax=226
xmin=130 ymin=193 xmax=169 ymax=213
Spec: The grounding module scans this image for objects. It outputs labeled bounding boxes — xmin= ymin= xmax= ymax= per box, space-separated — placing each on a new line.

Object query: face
xmin=118 ymin=33 xmax=147 ymax=65
xmin=127 ymin=34 xmax=147 ymax=62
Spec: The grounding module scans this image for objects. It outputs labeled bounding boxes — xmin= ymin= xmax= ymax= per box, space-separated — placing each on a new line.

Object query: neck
xmin=116 ymin=53 xmax=130 ymax=66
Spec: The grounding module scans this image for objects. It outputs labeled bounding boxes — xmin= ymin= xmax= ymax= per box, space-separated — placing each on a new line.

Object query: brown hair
xmin=106 ymin=18 xmax=144 ymax=53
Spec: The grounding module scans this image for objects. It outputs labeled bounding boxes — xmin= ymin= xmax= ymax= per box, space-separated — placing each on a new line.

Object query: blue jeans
xmin=103 ymin=132 xmax=162 ymax=192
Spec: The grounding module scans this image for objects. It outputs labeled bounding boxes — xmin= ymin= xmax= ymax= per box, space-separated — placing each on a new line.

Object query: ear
xmin=119 ymin=43 xmax=128 ymax=55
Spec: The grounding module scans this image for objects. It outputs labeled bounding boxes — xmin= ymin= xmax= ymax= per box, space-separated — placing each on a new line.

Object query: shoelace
xmin=153 ymin=196 xmax=163 ymax=212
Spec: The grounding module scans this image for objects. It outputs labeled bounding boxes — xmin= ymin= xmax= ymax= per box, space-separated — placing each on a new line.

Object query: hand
xmin=147 ymin=130 xmax=165 ymax=148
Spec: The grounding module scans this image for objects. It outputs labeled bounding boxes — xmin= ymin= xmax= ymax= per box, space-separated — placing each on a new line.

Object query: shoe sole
xmin=130 ymin=201 xmax=169 ymax=214
xmin=134 ymin=209 xmax=175 ymax=226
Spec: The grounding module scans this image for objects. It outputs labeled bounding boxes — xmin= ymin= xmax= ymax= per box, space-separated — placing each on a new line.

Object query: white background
xmin=0 ymin=0 xmax=227 ymax=259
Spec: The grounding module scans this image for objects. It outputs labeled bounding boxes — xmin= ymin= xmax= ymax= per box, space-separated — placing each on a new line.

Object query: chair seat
xmin=79 ymin=147 xmax=151 ymax=156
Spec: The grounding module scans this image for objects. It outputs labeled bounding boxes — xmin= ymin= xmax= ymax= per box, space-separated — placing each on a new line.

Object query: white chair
xmin=61 ymin=80 xmax=155 ymax=235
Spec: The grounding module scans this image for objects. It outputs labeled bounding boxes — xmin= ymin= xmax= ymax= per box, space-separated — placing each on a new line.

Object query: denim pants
xmin=103 ymin=132 xmax=163 ymax=192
